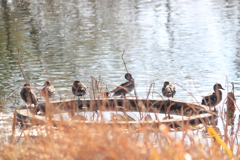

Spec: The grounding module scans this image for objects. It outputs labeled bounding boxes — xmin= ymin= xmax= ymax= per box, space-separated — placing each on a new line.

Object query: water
xmin=0 ymin=0 xmax=240 ymax=139
xmin=54 ymin=111 xmax=189 ymax=121
xmin=0 ymin=0 xmax=239 ymax=111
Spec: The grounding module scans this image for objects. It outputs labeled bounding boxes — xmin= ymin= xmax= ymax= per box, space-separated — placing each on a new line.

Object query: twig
xmin=152 ymin=83 xmax=155 ymax=98
xmin=16 ymin=49 xmax=28 ymax=84
xmin=121 ymin=50 xmax=140 ymax=117
xmin=146 ymin=83 xmax=155 ymax=99
xmin=16 ymin=130 xmax=24 ymax=143
xmin=173 ymin=83 xmax=199 ymax=104
xmin=10 ymin=110 xmax=17 ymax=143
xmin=122 ymin=49 xmax=129 ymax=73
xmin=91 ymin=76 xmax=96 ymax=100
xmin=231 ymin=82 xmax=234 ymax=94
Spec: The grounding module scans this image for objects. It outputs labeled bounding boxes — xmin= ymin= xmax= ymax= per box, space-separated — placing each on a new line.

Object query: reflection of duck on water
xmin=201 ymin=83 xmax=225 ymax=109
xmin=110 ymin=113 xmax=135 ymax=122
xmin=68 ymin=109 xmax=87 ymax=121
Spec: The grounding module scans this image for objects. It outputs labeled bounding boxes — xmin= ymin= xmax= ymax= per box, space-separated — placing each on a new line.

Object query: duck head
xmin=23 ymin=83 xmax=31 ymax=91
xmin=23 ymin=83 xmax=30 ymax=87
xmin=125 ymin=73 xmax=134 ymax=81
xmin=44 ymin=81 xmax=51 ymax=86
xmin=213 ymin=83 xmax=225 ymax=91
xmin=73 ymin=80 xmax=80 ymax=86
xmin=163 ymin=81 xmax=170 ymax=87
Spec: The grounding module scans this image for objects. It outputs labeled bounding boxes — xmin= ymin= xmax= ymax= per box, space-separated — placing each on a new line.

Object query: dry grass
xmin=0 ymin=76 xmax=239 ymax=160
xmin=0 ymin=112 xmax=239 ymax=160
xmin=1 ymin=96 xmax=239 ymax=159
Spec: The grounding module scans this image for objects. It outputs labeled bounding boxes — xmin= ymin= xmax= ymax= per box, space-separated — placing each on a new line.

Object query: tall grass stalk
xmin=0 ymin=111 xmax=239 ymax=159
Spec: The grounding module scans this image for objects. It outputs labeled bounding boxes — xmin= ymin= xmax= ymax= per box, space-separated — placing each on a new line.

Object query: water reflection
xmin=0 ymin=0 xmax=239 ymax=113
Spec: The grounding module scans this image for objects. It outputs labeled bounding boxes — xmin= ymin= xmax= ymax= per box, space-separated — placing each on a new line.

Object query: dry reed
xmin=0 ymin=97 xmax=239 ymax=160
xmin=0 ymin=56 xmax=239 ymax=160
xmin=0 ymin=121 xmax=239 ymax=160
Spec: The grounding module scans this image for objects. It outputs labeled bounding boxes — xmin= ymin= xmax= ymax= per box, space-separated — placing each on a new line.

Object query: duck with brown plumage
xmin=162 ymin=81 xmax=176 ymax=119
xmin=40 ymin=81 xmax=56 ymax=100
xmin=162 ymin=81 xmax=176 ymax=99
xmin=20 ymin=83 xmax=38 ymax=114
xmin=225 ymin=82 xmax=236 ymax=125
xmin=72 ymin=80 xmax=87 ymax=100
xmin=201 ymin=83 xmax=225 ymax=110
xmin=111 ymin=73 xmax=135 ymax=98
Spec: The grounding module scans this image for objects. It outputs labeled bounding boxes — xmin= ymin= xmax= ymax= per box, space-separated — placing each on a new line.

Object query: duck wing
xmin=20 ymin=88 xmax=28 ymax=103
xmin=111 ymin=81 xmax=134 ymax=96
xmin=201 ymin=92 xmax=217 ymax=106
xmin=162 ymin=84 xmax=176 ymax=98
xmin=48 ymin=86 xmax=56 ymax=94
xmin=41 ymin=86 xmax=56 ymax=98
xmin=76 ymin=83 xmax=87 ymax=96
xmin=25 ymin=90 xmax=37 ymax=105
xmin=29 ymin=90 xmax=38 ymax=105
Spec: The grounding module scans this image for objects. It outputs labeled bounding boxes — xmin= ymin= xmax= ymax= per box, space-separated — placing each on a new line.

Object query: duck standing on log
xmin=111 ymin=73 xmax=135 ymax=97
xmin=20 ymin=83 xmax=38 ymax=108
xmin=225 ymin=82 xmax=236 ymax=125
xmin=72 ymin=80 xmax=87 ymax=100
xmin=40 ymin=81 xmax=55 ymax=100
xmin=162 ymin=81 xmax=176 ymax=99
xmin=162 ymin=81 xmax=176 ymax=119
xmin=201 ymin=83 xmax=225 ymax=109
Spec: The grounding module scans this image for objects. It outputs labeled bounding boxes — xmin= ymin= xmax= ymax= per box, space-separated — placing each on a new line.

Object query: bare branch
xmin=16 ymin=49 xmax=28 ymax=84
xmin=121 ymin=49 xmax=129 ymax=73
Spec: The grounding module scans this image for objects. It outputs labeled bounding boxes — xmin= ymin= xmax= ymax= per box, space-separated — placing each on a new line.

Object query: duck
xmin=162 ymin=81 xmax=176 ymax=118
xmin=40 ymin=81 xmax=55 ymax=99
xmin=226 ymin=82 xmax=236 ymax=125
xmin=20 ymin=83 xmax=38 ymax=107
xmin=226 ymin=82 xmax=236 ymax=111
xmin=72 ymin=80 xmax=87 ymax=99
xmin=201 ymin=83 xmax=225 ymax=107
xmin=162 ymin=81 xmax=176 ymax=98
xmin=111 ymin=73 xmax=135 ymax=97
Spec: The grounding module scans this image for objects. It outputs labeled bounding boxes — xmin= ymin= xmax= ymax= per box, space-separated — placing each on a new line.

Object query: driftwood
xmin=16 ymin=98 xmax=217 ymax=129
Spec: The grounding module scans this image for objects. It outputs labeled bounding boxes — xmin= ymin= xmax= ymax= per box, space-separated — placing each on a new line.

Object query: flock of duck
xmin=20 ymin=72 xmax=236 ymax=113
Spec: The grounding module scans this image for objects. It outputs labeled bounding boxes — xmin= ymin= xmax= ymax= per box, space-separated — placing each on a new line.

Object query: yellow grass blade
xmin=150 ymin=148 xmax=160 ymax=160
xmin=207 ymin=126 xmax=233 ymax=158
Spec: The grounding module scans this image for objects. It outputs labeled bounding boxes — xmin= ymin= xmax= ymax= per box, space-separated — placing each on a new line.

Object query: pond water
xmin=0 ymin=0 xmax=240 ymax=138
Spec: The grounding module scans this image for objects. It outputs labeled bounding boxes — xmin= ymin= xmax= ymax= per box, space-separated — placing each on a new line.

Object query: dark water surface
xmin=0 ymin=0 xmax=240 ymax=114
